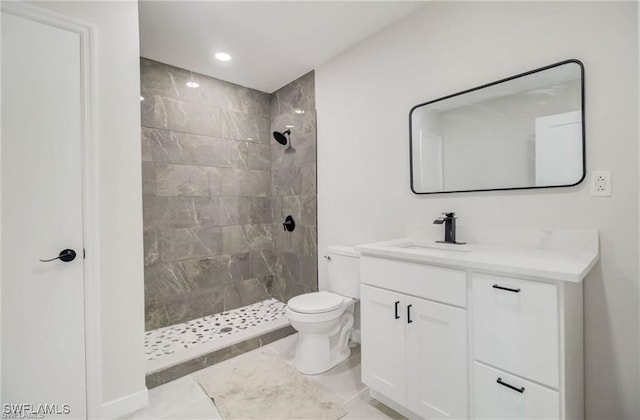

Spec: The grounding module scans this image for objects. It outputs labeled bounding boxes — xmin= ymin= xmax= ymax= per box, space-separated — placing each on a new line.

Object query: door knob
xmin=40 ymin=249 xmax=76 ymax=263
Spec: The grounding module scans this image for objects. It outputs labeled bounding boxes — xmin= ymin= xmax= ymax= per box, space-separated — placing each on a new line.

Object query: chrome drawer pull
xmin=492 ymin=284 xmax=521 ymax=293
xmin=497 ymin=377 xmax=525 ymax=393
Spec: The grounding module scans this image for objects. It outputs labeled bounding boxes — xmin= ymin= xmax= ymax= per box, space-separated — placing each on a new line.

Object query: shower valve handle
xmin=283 ymin=215 xmax=296 ymax=232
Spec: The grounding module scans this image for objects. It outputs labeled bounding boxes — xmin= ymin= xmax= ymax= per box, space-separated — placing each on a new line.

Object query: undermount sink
xmin=397 ymin=241 xmax=472 ymax=253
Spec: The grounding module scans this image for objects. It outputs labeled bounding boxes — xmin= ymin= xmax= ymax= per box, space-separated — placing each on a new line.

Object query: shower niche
xmin=140 ymin=58 xmax=316 ymax=386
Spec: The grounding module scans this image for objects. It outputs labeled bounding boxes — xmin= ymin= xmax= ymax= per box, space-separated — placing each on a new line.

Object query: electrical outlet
xmin=590 ymin=170 xmax=611 ymax=197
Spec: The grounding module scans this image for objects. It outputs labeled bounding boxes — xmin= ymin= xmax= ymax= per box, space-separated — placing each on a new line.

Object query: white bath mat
xmin=198 ymin=353 xmax=347 ymax=420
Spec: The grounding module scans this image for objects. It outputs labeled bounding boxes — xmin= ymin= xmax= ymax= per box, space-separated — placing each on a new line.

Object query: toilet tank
xmin=326 ymin=245 xmax=360 ymax=299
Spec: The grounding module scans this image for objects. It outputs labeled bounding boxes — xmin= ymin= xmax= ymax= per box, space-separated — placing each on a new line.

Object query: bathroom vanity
xmin=357 ymin=228 xmax=599 ymax=420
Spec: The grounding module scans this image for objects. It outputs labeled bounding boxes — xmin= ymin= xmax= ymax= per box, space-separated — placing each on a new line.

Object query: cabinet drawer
xmin=472 ymin=273 xmax=559 ymax=388
xmin=361 ymin=257 xmax=466 ymax=307
xmin=473 ymin=362 xmax=560 ymax=419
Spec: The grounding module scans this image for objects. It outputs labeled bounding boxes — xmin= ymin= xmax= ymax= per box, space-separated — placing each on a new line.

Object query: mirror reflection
xmin=410 ymin=60 xmax=584 ymax=194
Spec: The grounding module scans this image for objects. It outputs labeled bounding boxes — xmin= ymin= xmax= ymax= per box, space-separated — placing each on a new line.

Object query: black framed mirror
xmin=409 ymin=59 xmax=585 ymax=194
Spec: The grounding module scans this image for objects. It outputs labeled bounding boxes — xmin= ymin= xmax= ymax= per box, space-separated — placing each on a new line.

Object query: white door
xmin=406 ymin=296 xmax=468 ymax=419
xmin=360 ymin=285 xmax=407 ymax=405
xmin=534 ymin=110 xmax=583 ymax=186
xmin=2 ymin=8 xmax=87 ymax=418
xmin=412 ymin=130 xmax=443 ymax=192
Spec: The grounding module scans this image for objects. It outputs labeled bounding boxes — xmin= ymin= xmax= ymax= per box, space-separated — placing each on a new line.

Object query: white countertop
xmin=356 ymin=236 xmax=599 ymax=283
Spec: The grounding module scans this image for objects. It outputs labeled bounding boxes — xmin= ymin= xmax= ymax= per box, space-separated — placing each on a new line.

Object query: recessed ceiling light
xmin=214 ymin=52 xmax=232 ymax=62
xmin=285 ymin=125 xmax=295 ymax=128
xmin=247 ymin=137 xmax=254 ymax=141
xmin=186 ymin=81 xmax=200 ymax=88
xmin=294 ymin=109 xmax=305 ymax=114
xmin=140 ymin=96 xmax=145 ymax=101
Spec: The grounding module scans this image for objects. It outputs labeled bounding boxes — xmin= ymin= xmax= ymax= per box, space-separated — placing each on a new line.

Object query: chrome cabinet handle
xmin=40 ymin=249 xmax=76 ymax=263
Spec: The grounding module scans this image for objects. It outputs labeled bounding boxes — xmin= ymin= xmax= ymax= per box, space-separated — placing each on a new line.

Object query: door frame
xmin=1 ymin=2 xmax=101 ymax=417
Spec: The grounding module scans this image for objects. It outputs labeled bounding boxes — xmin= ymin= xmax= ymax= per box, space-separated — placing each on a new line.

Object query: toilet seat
xmin=288 ymin=291 xmax=346 ymax=314
xmin=286 ymin=292 xmax=355 ymax=324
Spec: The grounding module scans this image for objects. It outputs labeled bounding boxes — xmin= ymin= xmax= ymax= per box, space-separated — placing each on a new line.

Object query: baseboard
xmin=100 ymin=388 xmax=148 ymax=419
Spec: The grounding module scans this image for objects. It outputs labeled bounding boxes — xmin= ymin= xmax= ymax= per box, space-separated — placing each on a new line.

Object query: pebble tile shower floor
xmin=145 ymin=299 xmax=288 ymax=371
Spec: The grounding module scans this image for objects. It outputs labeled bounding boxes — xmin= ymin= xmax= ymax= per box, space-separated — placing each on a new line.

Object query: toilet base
xmin=292 ymin=311 xmax=355 ymax=375
xmin=294 ymin=335 xmax=352 ymax=375
xmin=332 ymin=345 xmax=352 ymax=369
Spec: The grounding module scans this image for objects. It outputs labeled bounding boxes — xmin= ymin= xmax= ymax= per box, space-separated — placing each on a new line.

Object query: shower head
xmin=272 ymin=129 xmax=291 ymax=146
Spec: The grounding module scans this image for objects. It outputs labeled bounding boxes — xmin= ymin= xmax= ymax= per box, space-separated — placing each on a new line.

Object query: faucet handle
xmin=442 ymin=212 xmax=456 ymax=218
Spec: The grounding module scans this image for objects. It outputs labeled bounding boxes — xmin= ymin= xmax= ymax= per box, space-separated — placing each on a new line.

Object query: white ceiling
xmin=138 ymin=1 xmax=427 ymax=93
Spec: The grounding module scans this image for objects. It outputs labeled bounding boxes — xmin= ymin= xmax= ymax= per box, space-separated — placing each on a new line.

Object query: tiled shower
xmin=140 ymin=58 xmax=316 ymax=382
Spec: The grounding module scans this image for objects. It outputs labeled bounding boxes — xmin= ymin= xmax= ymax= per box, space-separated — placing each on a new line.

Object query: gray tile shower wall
xmin=141 ymin=58 xmax=276 ymax=330
xmin=269 ymin=71 xmax=318 ymax=301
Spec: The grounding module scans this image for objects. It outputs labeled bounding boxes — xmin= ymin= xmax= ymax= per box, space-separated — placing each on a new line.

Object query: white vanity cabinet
xmin=360 ymin=257 xmax=468 ymax=419
xmin=358 ymin=232 xmax=597 ymax=420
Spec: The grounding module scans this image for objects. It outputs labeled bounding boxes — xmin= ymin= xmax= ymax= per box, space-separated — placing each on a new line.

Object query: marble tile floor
xmin=127 ymin=333 xmax=405 ymax=420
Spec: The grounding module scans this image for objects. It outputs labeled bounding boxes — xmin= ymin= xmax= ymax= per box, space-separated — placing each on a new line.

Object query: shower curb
xmin=145 ymin=325 xmax=295 ymax=389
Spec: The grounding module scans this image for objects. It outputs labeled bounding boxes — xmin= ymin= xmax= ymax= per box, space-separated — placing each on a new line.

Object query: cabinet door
xmin=406 ymin=296 xmax=468 ymax=419
xmin=361 ymin=285 xmax=407 ymax=405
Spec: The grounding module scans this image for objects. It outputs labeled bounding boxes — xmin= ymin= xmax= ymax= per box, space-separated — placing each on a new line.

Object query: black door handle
xmin=40 ymin=249 xmax=76 ymax=263
xmin=394 ymin=301 xmax=400 ymax=319
xmin=492 ymin=284 xmax=521 ymax=293
xmin=407 ymin=304 xmax=413 ymax=324
xmin=497 ymin=377 xmax=525 ymax=393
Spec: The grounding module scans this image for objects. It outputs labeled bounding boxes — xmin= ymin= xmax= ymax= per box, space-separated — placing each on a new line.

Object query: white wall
xmin=317 ymin=2 xmax=638 ymax=418
xmin=30 ymin=1 xmax=146 ymax=417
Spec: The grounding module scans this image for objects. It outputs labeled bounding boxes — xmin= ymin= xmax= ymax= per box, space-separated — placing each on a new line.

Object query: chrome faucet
xmin=433 ymin=212 xmax=465 ymax=245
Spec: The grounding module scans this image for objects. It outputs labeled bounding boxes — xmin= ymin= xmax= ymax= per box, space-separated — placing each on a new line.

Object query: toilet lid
xmin=287 ymin=291 xmax=346 ymax=314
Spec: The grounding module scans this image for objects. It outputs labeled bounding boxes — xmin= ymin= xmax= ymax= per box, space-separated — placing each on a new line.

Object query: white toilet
xmin=286 ymin=245 xmax=360 ymax=375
